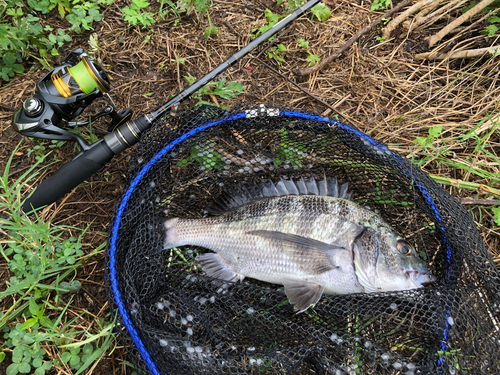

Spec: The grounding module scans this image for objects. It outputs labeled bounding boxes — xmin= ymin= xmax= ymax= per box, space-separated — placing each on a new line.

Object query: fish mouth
xmin=407 ymin=270 xmax=437 ymax=288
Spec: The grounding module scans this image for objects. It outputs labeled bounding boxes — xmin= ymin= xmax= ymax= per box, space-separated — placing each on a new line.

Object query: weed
xmin=371 ymin=0 xmax=391 ymax=11
xmin=298 ymin=38 xmax=309 ymax=49
xmin=311 ymin=3 xmax=332 ymax=22
xmin=274 ymin=128 xmax=307 ymax=168
xmin=26 ymin=143 xmax=47 ymax=163
xmin=376 ymin=36 xmax=386 ymax=42
xmin=66 ymin=7 xmax=103 ymax=34
xmin=250 ymin=9 xmax=284 ymax=40
xmin=492 ymin=207 xmax=500 ymax=226
xmin=159 ymin=0 xmax=181 ymax=19
xmin=266 ymin=44 xmax=287 ymax=65
xmin=177 ymin=140 xmax=226 ymax=170
xmin=298 ymin=38 xmax=321 ymax=66
xmin=413 ymin=126 xmax=442 ymax=148
xmin=183 ymin=74 xmax=246 ymax=107
xmin=122 ymin=0 xmax=156 ymax=28
xmin=177 ymin=0 xmax=219 ymax=39
xmin=0 ymin=143 xmax=113 ymax=375
xmin=1 ymin=1 xmax=107 ymax=81
xmin=277 ymin=0 xmax=331 ymax=21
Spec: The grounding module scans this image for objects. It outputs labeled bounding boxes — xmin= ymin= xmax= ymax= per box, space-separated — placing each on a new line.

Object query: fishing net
xmin=105 ymin=103 xmax=500 ymax=375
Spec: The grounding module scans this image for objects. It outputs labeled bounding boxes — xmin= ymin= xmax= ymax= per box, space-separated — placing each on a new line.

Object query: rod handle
xmin=22 ymin=140 xmax=114 ymax=214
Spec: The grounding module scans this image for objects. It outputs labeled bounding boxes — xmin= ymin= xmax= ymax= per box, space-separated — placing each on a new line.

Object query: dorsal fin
xmin=206 ymin=176 xmax=354 ymax=215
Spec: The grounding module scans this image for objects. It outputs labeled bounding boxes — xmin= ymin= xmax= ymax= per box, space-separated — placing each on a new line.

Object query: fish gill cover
xmin=106 ymin=104 xmax=500 ymax=375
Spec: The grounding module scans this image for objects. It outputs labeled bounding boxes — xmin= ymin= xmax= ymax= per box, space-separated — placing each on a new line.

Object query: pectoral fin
xmin=247 ymin=230 xmax=345 ymax=274
xmin=282 ymin=277 xmax=325 ymax=313
xmin=197 ymin=253 xmax=245 ymax=282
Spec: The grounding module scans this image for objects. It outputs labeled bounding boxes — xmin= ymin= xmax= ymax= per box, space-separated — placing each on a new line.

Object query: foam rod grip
xmin=22 ymin=140 xmax=115 ymax=214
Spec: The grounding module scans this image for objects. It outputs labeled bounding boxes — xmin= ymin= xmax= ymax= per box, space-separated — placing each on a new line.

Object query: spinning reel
xmin=12 ymin=48 xmax=132 ymax=151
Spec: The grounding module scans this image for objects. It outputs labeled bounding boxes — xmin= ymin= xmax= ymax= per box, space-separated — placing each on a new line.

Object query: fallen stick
xmin=456 ymin=197 xmax=500 ymax=205
xmin=295 ymin=0 xmax=413 ymax=77
xmin=402 ymin=0 xmax=446 ymax=32
xmin=382 ymin=0 xmax=438 ymax=39
xmin=428 ymin=0 xmax=497 ymax=47
xmin=415 ymin=45 xmax=500 ymax=60
xmin=409 ymin=0 xmax=468 ymax=33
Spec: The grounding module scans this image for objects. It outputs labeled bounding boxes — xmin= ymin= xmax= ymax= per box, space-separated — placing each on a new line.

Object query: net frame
xmin=105 ymin=104 xmax=500 ymax=375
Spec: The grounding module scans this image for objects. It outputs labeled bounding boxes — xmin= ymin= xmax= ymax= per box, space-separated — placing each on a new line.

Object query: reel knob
xmin=23 ymin=97 xmax=43 ymax=117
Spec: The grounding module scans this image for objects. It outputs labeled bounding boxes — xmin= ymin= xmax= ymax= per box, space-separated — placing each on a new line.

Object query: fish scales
xmin=164 ymin=177 xmax=436 ymax=313
xmin=171 ymin=195 xmax=367 ymax=249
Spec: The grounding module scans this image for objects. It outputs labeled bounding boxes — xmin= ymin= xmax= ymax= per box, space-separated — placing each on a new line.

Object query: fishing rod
xmin=12 ymin=0 xmax=321 ymax=213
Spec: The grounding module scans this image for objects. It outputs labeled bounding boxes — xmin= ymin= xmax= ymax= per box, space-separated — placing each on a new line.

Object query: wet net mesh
xmin=105 ymin=104 xmax=500 ymax=375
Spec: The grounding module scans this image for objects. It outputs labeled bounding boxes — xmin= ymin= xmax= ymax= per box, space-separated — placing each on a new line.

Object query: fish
xmin=163 ymin=176 xmax=436 ymax=313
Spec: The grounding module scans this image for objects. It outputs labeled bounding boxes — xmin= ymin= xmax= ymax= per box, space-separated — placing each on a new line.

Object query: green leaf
xmin=492 ymin=207 xmax=500 ymax=226
xmin=6 ymin=363 xmax=19 ymax=375
xmin=61 ymin=352 xmax=72 ymax=363
xmin=34 ymin=367 xmax=45 ymax=375
xmin=204 ymin=25 xmax=219 ymax=39
xmin=0 ymin=351 xmax=5 ymax=363
xmin=42 ymin=361 xmax=52 ymax=370
xmin=461 ymin=2 xmax=477 ymax=13
xmin=428 ymin=126 xmax=442 ymax=138
xmin=29 ymin=298 xmax=40 ymax=316
xmin=306 ymin=53 xmax=321 ymax=66
xmin=488 ymin=16 xmax=500 ymax=23
xmin=12 ymin=64 xmax=25 ymax=74
xmin=311 ymin=3 xmax=332 ymax=22
xmin=32 ymin=357 xmax=43 ymax=368
xmin=82 ymin=344 xmax=93 ymax=355
xmin=484 ymin=24 xmax=499 ymax=37
xmin=39 ymin=316 xmax=53 ymax=328
xmin=22 ymin=333 xmax=34 ymax=344
xmin=134 ymin=0 xmax=150 ymax=8
xmin=70 ymin=354 xmax=81 ymax=366
xmin=264 ymin=9 xmax=282 ymax=24
xmin=414 ymin=136 xmax=432 ymax=147
xmin=298 ymin=38 xmax=309 ymax=49
xmin=20 ymin=318 xmax=37 ymax=331
xmin=18 ymin=361 xmax=31 ymax=373
xmin=371 ymin=0 xmax=391 ymax=11
xmin=3 ymin=53 xmax=16 ymax=66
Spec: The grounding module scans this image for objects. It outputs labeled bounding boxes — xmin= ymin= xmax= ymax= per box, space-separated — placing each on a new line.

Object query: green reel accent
xmin=68 ymin=59 xmax=101 ymax=94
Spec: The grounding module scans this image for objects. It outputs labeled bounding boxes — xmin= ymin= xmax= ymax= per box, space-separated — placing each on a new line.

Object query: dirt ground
xmin=1 ymin=0 xmax=499 ymax=373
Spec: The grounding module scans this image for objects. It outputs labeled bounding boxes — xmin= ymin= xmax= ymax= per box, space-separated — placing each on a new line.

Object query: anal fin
xmin=282 ymin=277 xmax=325 ymax=313
xmin=197 ymin=253 xmax=245 ymax=282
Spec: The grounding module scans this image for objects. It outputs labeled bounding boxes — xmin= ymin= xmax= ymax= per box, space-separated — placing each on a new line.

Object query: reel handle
xmin=22 ymin=140 xmax=114 ymax=214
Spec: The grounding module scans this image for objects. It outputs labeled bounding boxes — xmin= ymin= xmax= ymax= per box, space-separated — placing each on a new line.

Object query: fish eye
xmin=397 ymin=240 xmax=412 ymax=256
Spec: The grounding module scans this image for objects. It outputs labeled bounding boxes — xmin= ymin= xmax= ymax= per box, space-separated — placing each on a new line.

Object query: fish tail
xmin=164 ymin=218 xmax=180 ymax=248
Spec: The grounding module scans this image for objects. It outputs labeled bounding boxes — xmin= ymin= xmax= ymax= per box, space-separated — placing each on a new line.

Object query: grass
xmin=0 ymin=144 xmax=118 ymax=374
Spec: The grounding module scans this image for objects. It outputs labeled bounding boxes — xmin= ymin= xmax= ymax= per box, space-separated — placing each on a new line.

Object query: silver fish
xmin=164 ymin=177 xmax=436 ymax=312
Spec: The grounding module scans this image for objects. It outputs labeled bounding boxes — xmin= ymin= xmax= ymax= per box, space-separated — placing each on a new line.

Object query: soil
xmin=1 ymin=0 xmax=499 ymax=374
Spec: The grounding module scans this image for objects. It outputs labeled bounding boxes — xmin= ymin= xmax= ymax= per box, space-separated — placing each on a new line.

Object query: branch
xmin=415 ymin=45 xmax=500 ymax=60
xmin=295 ymin=0 xmax=414 ymax=77
xmin=382 ymin=0 xmax=440 ymax=39
xmin=428 ymin=0 xmax=497 ymax=47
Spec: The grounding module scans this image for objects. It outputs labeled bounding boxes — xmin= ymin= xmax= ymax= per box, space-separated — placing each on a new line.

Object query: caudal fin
xmin=164 ymin=218 xmax=180 ymax=249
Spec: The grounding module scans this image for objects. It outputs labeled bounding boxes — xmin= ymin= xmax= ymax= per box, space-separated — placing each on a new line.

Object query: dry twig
xmin=415 ymin=45 xmax=500 ymax=60
xmin=382 ymin=0 xmax=439 ymax=39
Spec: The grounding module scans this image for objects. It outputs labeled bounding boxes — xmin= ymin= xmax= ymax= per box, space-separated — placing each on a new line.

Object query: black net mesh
xmin=106 ymin=104 xmax=500 ymax=375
